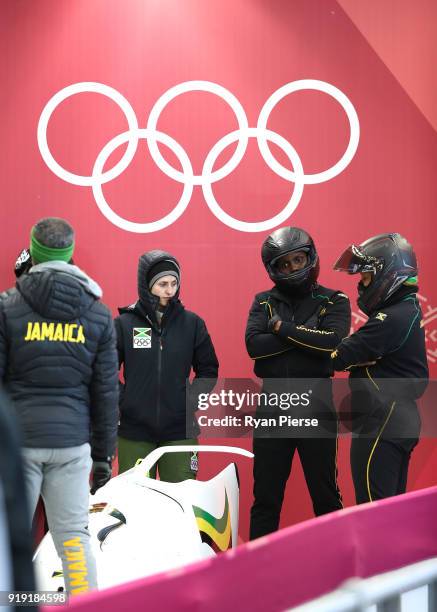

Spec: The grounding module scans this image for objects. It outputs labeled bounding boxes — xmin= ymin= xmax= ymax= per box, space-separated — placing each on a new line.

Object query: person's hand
xmin=265 ymin=301 xmax=282 ymax=333
xmin=267 ymin=315 xmax=282 ymax=333
xmin=90 ymin=460 xmax=112 ymax=495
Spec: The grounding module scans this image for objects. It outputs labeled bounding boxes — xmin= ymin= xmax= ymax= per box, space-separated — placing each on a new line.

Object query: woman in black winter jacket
xmin=115 ymin=250 xmax=219 ymax=481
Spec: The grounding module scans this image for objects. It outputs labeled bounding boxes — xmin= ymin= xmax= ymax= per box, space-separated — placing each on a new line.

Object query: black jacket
xmin=0 ymin=262 xmax=119 ymax=460
xmin=115 ymin=254 xmax=218 ymax=442
xmin=331 ymin=287 xmax=428 ymax=439
xmin=332 ymin=288 xmax=428 ymax=380
xmin=246 ymin=285 xmax=351 ymax=379
xmin=0 ymin=389 xmax=35 ymax=602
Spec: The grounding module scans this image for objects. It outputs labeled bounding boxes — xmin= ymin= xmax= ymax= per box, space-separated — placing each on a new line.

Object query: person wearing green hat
xmin=29 ymin=223 xmax=75 ymax=264
xmin=0 ymin=217 xmax=119 ymax=594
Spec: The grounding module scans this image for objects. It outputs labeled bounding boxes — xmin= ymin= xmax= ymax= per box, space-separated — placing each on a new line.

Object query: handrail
xmin=290 ymin=557 xmax=437 ymax=611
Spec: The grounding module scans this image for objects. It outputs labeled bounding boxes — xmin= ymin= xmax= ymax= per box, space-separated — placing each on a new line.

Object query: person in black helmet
xmin=246 ymin=227 xmax=351 ymax=539
xmin=332 ymin=233 xmax=428 ymax=504
xmin=115 ymin=250 xmax=219 ymax=481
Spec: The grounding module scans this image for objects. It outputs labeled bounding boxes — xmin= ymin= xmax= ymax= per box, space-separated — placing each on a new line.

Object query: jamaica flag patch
xmin=133 ymin=327 xmax=151 ymax=349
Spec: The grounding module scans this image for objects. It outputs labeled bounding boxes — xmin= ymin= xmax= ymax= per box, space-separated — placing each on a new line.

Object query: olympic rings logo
xmin=37 ymin=80 xmax=360 ymax=233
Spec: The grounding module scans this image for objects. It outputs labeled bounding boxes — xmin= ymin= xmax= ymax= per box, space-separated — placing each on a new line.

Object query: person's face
xmin=360 ymin=272 xmax=373 ymax=287
xmin=276 ymin=251 xmax=308 ymax=274
xmin=151 ymin=275 xmax=178 ymax=306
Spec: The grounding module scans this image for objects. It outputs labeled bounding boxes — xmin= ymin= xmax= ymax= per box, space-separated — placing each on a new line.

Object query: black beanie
xmin=147 ymin=259 xmax=180 ymax=290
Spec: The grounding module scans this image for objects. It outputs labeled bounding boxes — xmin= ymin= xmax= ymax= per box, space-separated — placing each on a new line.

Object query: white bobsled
xmin=33 ymin=445 xmax=253 ymax=591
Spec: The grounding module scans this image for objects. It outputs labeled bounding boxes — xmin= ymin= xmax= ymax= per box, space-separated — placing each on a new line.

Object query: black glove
xmin=264 ymin=300 xmax=282 ymax=333
xmin=90 ymin=460 xmax=112 ymax=495
xmin=267 ymin=313 xmax=281 ymax=333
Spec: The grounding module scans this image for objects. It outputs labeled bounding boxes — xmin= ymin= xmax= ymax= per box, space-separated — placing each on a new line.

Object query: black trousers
xmin=351 ymin=436 xmax=418 ymax=504
xmin=249 ymin=437 xmax=343 ymax=540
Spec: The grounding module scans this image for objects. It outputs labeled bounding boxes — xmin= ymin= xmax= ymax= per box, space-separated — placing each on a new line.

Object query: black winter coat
xmin=0 ymin=263 xmax=119 ymax=460
xmin=115 ymin=299 xmax=219 ymax=441
xmin=115 ymin=249 xmax=219 ymax=443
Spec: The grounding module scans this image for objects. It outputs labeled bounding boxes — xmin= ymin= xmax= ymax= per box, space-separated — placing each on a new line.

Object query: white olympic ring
xmin=37 ymin=79 xmax=360 ymax=233
xmin=203 ymin=127 xmax=304 ymax=233
xmin=146 ymin=80 xmax=249 ymax=186
xmin=257 ymin=80 xmax=360 ymax=185
xmin=92 ymin=128 xmax=193 ymax=233
xmin=37 ymin=82 xmax=139 ymax=187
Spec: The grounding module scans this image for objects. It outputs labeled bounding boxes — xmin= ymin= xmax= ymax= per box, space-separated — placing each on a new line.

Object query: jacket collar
xmin=118 ymin=297 xmax=184 ymax=332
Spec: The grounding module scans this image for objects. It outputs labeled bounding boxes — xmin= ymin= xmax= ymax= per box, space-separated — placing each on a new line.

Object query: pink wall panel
xmin=59 ymin=486 xmax=437 ymax=611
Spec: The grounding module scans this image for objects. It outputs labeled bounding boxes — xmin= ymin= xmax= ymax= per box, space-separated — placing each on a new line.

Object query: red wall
xmin=2 ymin=0 xmax=436 ymax=541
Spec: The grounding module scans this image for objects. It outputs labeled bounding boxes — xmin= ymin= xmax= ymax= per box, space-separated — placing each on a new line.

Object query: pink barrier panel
xmin=55 ymin=487 xmax=437 ymax=612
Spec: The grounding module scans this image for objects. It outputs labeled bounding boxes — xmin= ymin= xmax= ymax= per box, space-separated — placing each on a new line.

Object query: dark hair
xmin=32 ymin=217 xmax=74 ymax=249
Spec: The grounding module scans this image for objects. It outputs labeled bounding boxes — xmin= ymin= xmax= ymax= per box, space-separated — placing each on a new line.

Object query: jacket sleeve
xmin=192 ymin=317 xmax=219 ymax=379
xmin=245 ymin=297 xmax=294 ymax=359
xmin=189 ymin=317 xmax=219 ymax=408
xmin=89 ymin=312 xmax=119 ymax=461
xmin=331 ymin=306 xmax=418 ymax=371
xmin=113 ymin=316 xmax=126 ymax=404
xmin=0 ymin=391 xmax=36 ymax=595
xmin=276 ymin=293 xmax=351 ymax=354
xmin=0 ymin=301 xmax=7 ymax=381
xmin=114 ymin=316 xmax=124 ymax=368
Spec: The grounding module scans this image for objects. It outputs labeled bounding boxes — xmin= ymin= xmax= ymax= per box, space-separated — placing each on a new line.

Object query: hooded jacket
xmin=115 ymin=251 xmax=219 ymax=442
xmin=0 ymin=262 xmax=119 ymax=460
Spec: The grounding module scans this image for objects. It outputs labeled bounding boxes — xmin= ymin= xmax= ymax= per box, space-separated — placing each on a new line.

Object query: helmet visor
xmin=333 ymin=244 xmax=383 ymax=275
xmin=270 ymin=247 xmax=310 ymax=271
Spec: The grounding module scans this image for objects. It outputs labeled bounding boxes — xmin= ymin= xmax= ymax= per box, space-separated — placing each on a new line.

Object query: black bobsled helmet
xmin=333 ymin=233 xmax=418 ymax=315
xmin=261 ymin=227 xmax=319 ymax=294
